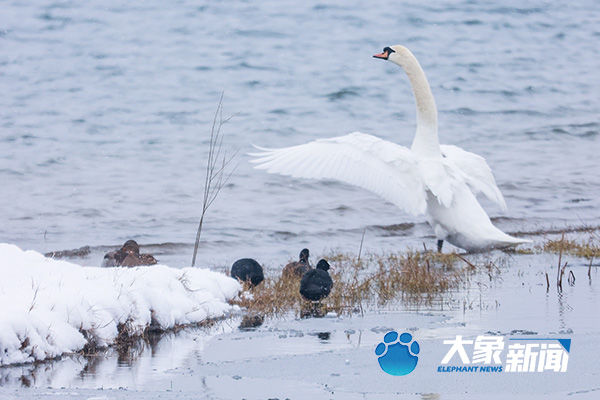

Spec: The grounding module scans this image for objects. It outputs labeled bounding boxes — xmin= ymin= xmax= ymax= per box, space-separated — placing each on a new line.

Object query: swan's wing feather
xmin=440 ymin=144 xmax=507 ymax=210
xmin=417 ymin=159 xmax=461 ymax=209
xmin=250 ymin=132 xmax=427 ymax=215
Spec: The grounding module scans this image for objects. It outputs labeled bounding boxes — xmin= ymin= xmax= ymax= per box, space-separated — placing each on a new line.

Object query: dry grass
xmin=78 ymin=316 xmax=222 ymax=358
xmin=543 ymin=236 xmax=600 ymax=259
xmin=375 ymin=252 xmax=465 ymax=305
xmin=232 ymin=250 xmax=475 ymax=318
xmin=233 ymin=275 xmax=303 ymax=317
xmin=541 ymin=232 xmax=600 ymax=286
xmin=509 ymin=247 xmax=536 ymax=255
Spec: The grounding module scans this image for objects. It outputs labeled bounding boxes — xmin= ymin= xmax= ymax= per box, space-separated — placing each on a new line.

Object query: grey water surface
xmin=1 ymin=0 xmax=599 ymax=267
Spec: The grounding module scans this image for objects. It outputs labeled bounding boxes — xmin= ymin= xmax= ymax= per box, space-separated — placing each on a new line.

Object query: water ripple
xmin=1 ymin=0 xmax=599 ymax=266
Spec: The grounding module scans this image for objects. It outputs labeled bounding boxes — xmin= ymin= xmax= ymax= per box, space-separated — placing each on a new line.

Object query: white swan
xmin=250 ymin=45 xmax=530 ymax=252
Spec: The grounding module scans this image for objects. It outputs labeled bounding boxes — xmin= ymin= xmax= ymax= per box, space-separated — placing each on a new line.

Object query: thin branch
xmin=455 ymin=254 xmax=476 ymax=270
xmin=357 ymin=228 xmax=367 ymax=262
xmin=556 ymin=233 xmax=564 ymax=290
xmin=191 ymin=94 xmax=237 ymax=267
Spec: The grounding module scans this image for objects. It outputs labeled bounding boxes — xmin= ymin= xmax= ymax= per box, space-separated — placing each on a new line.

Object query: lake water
xmin=1 ymin=0 xmax=599 ymax=269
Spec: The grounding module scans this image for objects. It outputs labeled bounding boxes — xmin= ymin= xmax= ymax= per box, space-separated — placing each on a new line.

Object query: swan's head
xmin=373 ymin=45 xmax=412 ymax=66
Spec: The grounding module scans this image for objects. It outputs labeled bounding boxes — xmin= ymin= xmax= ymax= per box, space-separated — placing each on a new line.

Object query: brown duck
xmin=102 ymin=240 xmax=157 ymax=267
xmin=282 ymin=248 xmax=311 ymax=279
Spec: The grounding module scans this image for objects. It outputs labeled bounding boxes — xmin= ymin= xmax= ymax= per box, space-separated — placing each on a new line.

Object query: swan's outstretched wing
xmin=440 ymin=144 xmax=507 ymax=210
xmin=250 ymin=132 xmax=427 ymax=215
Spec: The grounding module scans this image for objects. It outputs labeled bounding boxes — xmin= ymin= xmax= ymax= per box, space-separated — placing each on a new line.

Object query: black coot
xmin=231 ymin=258 xmax=264 ymax=287
xmin=300 ymin=259 xmax=333 ymax=301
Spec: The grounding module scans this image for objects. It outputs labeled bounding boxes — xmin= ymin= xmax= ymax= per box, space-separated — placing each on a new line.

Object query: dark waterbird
xmin=239 ymin=313 xmax=264 ymax=330
xmin=282 ymin=248 xmax=311 ymax=279
xmin=231 ymin=258 xmax=264 ymax=287
xmin=102 ymin=240 xmax=158 ymax=267
xmin=300 ymin=259 xmax=333 ymax=301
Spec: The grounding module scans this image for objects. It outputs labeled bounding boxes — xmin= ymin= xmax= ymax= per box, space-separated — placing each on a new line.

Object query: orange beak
xmin=373 ymin=50 xmax=389 ymax=60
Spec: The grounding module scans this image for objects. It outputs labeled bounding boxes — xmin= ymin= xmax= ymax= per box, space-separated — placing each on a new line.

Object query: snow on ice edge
xmin=0 ymin=243 xmax=241 ymax=366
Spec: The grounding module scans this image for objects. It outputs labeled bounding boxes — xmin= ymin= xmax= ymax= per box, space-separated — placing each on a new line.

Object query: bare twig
xmin=556 ymin=233 xmax=564 ymax=290
xmin=357 ymin=228 xmax=366 ymax=262
xmin=29 ymin=283 xmax=39 ymax=312
xmin=455 ymin=254 xmax=476 ymax=270
xmin=568 ymin=270 xmax=575 ymax=286
xmin=558 ymin=261 xmax=568 ymax=292
xmin=191 ymin=93 xmax=237 ymax=266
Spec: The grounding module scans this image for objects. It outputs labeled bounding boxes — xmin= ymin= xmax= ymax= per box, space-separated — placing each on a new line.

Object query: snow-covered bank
xmin=0 ymin=244 xmax=240 ymax=366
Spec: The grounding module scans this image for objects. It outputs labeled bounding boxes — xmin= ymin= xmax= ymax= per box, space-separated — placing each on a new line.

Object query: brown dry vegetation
xmin=543 ymin=236 xmax=600 ymax=259
xmin=232 ymin=250 xmax=477 ymax=318
xmin=541 ymin=232 xmax=600 ymax=286
xmin=78 ymin=316 xmax=222 ymax=359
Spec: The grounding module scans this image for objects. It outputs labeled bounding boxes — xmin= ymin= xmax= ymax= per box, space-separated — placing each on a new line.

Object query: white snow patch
xmin=0 ymin=243 xmax=240 ymax=366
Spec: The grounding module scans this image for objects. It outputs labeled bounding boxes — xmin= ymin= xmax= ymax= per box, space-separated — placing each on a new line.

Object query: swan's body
xmin=251 ymin=45 xmax=529 ymax=252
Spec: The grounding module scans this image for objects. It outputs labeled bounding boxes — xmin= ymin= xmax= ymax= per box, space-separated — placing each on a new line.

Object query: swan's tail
xmin=487 ymin=230 xmax=531 ymax=250
xmin=452 ymin=230 xmax=531 ymax=252
xmin=496 ymin=236 xmax=531 ymax=248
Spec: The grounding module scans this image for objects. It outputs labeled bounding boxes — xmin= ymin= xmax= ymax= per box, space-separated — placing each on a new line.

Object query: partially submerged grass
xmin=78 ymin=316 xmax=223 ymax=359
xmin=233 ymin=230 xmax=600 ymax=319
xmin=233 ymin=275 xmax=303 ymax=317
xmin=541 ymin=232 xmax=600 ymax=286
xmin=232 ymin=250 xmax=477 ymax=318
xmin=543 ymin=236 xmax=600 ymax=259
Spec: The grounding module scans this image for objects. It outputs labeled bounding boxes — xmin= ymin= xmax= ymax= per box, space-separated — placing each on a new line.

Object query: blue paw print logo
xmin=375 ymin=331 xmax=420 ymax=376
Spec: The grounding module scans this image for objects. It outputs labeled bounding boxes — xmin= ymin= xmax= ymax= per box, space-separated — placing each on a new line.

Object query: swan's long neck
xmin=391 ymin=51 xmax=440 ymax=157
